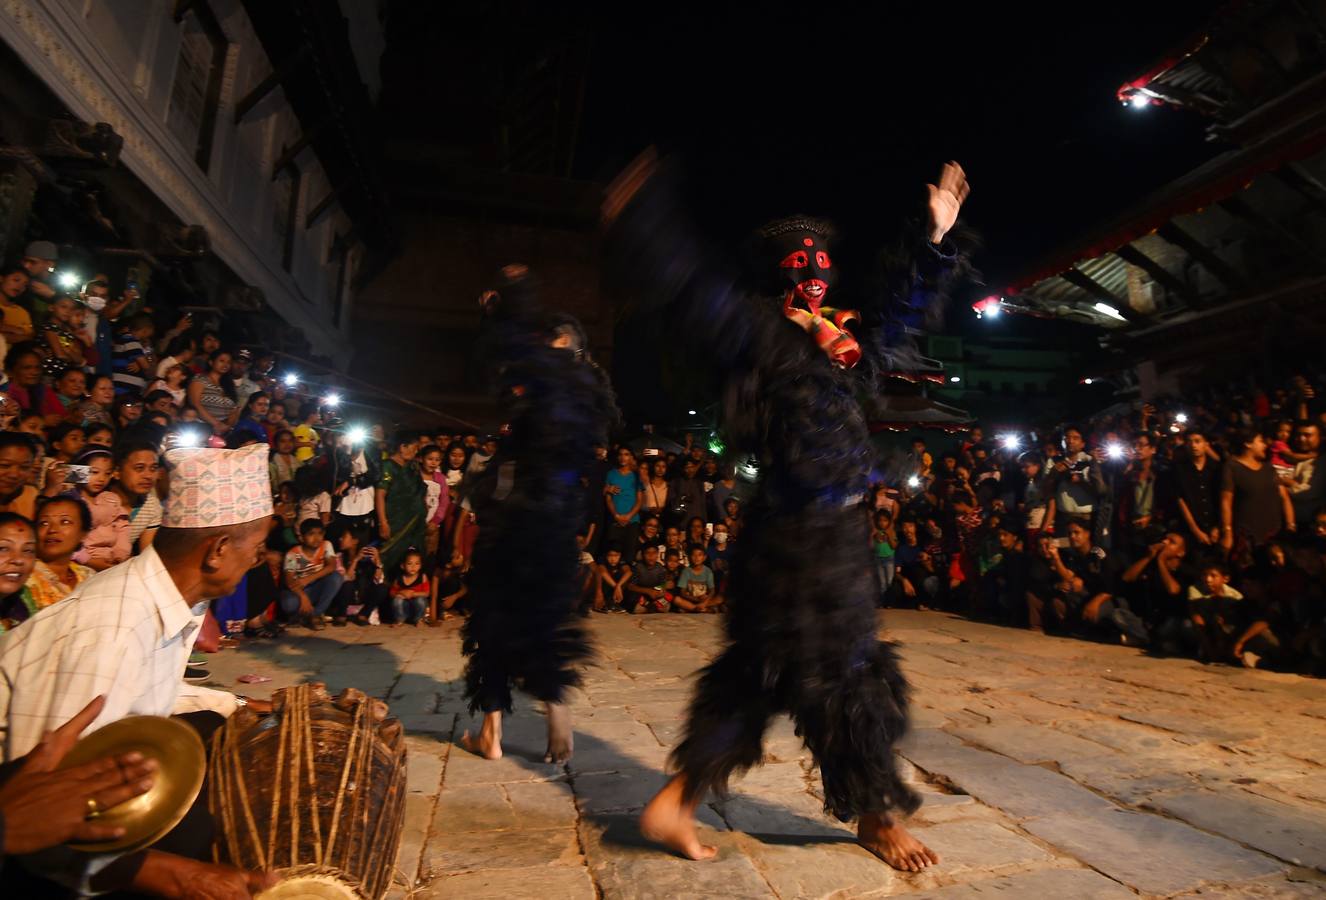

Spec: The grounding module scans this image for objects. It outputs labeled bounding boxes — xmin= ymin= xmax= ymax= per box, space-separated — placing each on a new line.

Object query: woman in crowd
xmin=112 ymin=395 xmax=143 ymax=431
xmin=187 ymin=348 xmax=239 ymax=436
xmin=75 ymin=374 xmax=115 ymax=428
xmin=69 ymin=447 xmax=131 ymax=571
xmin=2 ymin=343 xmax=43 ymax=412
xmin=231 ymin=391 xmax=271 ymax=445
xmin=641 ymin=457 xmax=670 ymax=522
xmin=684 ymin=515 xmax=709 ymax=552
xmin=0 ymin=512 xmax=38 ymax=632
xmin=336 ymin=523 xmax=387 ymax=626
xmin=29 ymin=494 xmax=93 ymax=609
xmin=39 ymin=366 xmax=85 ymax=427
xmin=376 ymin=431 xmax=426 ymax=575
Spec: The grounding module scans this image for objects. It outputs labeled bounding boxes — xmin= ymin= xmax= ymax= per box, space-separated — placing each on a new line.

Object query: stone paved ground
xmin=201 ymin=611 xmax=1326 ymax=899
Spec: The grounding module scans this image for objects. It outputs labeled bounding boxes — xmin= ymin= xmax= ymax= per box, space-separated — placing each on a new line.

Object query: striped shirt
xmin=110 ymin=331 xmax=148 ymax=394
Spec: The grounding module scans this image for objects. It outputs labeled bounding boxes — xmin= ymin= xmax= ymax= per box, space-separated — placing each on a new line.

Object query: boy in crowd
xmin=674 ymin=544 xmax=720 ymax=613
xmin=1187 ymin=560 xmax=1250 ymax=664
xmin=280 ymin=518 xmax=344 ymax=629
xmin=627 ymin=544 xmax=671 ymax=613
xmin=596 ymin=544 xmax=631 ymax=612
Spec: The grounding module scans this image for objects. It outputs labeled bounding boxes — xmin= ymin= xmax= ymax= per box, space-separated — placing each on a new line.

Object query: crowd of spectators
xmin=874 ymin=374 xmax=1326 ymax=676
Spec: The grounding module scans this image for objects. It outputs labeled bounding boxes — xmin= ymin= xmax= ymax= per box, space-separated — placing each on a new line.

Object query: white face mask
xmin=84 ymin=297 xmax=106 ymax=312
xmin=714 ymin=532 xmax=728 ymax=545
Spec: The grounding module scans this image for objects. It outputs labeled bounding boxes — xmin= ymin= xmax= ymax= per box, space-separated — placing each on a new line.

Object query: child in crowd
xmin=390 ymin=548 xmax=430 ymax=626
xmin=337 ymin=525 xmax=386 ymax=626
xmin=430 ymin=551 xmax=468 ymax=622
xmin=263 ymin=400 xmax=288 ymax=442
xmin=83 ymin=423 xmax=114 ymax=448
xmin=269 ymin=429 xmax=298 ymax=494
xmin=627 ymin=544 xmax=671 ymax=613
xmin=419 ymin=444 xmax=448 ymax=558
xmin=294 ymin=464 xmax=332 ymax=527
xmin=148 ymin=363 xmax=188 ymax=408
xmin=270 ymin=481 xmax=300 ymax=552
xmin=280 ymin=519 xmax=343 ymax=630
xmin=872 ymin=509 xmax=897 ymax=597
xmin=42 ymin=424 xmax=85 ymax=492
xmin=1187 ymin=561 xmax=1249 ymax=664
xmin=596 ymin=544 xmax=631 ymax=612
xmin=674 ymin=544 xmax=719 ymax=613
xmin=42 ymin=296 xmax=87 ymax=376
xmin=70 ymin=447 xmax=131 ymax=571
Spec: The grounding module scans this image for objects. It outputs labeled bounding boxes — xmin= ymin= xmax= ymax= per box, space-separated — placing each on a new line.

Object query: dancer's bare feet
xmin=857 ymin=813 xmax=940 ymax=872
xmin=640 ymin=774 xmax=717 ymax=860
xmin=461 ymin=711 xmax=503 ymax=759
xmin=544 ymin=702 xmax=574 ymax=764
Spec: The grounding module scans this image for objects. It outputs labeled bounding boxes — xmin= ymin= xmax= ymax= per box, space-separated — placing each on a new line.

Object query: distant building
xmin=0 ymin=0 xmax=390 ymax=361
xmin=926 ymin=334 xmax=1079 ymax=422
xmin=992 ymin=0 xmax=1326 ymax=397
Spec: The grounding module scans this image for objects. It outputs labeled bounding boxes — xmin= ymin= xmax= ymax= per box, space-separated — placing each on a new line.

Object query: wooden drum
xmin=208 ymin=683 xmax=408 ymax=899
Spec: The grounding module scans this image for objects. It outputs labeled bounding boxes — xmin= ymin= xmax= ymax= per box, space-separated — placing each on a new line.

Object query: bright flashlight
xmin=949 ymin=375 xmax=962 ymax=383
xmin=283 ymin=373 xmax=298 ymax=387
xmin=172 ymin=428 xmax=204 ymax=449
xmin=1083 ymin=378 xmax=1094 ymax=385
xmin=1175 ymin=412 xmax=1188 ymax=424
xmin=1001 ymin=434 xmax=1021 ymax=451
xmin=1130 ymin=93 xmax=1149 ymax=109
xmin=323 ymin=392 xmax=341 ymax=407
xmin=907 ymin=475 xmax=921 ymax=489
xmin=688 ymin=409 xmax=697 ymax=416
xmin=346 ymin=425 xmax=367 ymax=445
xmin=57 ymin=272 xmax=81 ymax=290
xmin=1106 ymin=443 xmax=1126 ymax=460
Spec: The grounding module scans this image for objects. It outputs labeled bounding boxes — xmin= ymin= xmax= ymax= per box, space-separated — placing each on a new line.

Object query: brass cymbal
xmin=57 ymin=715 xmax=206 ymax=853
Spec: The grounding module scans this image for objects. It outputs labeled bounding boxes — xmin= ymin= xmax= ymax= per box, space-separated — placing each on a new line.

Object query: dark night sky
xmin=380 ymin=2 xmax=1228 ymax=417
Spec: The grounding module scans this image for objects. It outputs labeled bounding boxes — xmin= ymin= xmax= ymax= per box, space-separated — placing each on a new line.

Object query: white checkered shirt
xmin=0 ymin=545 xmax=238 ymax=761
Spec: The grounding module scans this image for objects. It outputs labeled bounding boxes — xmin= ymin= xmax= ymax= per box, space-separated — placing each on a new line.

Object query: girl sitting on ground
xmin=389 ymin=548 xmax=430 ymax=626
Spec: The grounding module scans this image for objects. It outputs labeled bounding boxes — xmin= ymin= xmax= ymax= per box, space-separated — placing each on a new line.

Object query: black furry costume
xmin=461 ymin=268 xmax=619 ymax=714
xmin=607 ymin=168 xmax=969 ymax=821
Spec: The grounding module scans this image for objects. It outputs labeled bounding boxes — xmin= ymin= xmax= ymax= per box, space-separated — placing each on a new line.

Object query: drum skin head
xmin=258 ymin=871 xmax=362 ymax=900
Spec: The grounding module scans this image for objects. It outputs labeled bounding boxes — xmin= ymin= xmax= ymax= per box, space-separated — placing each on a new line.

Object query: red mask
xmin=772 ymin=232 xmax=836 ymax=317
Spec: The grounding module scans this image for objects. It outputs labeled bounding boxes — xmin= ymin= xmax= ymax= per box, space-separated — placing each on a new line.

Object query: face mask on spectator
xmin=84 ymin=296 xmax=107 ymax=312
xmin=714 ymin=532 xmax=728 ymax=545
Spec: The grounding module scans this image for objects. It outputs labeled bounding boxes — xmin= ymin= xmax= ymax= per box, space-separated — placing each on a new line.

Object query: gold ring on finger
xmin=85 ymin=797 xmax=101 ymax=819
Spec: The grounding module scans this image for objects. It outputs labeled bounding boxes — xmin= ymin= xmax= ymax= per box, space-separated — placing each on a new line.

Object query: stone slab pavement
xmin=200 ymin=610 xmax=1326 ymax=899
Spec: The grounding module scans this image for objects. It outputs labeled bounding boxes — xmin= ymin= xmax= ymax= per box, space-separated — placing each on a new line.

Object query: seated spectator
xmin=626 ymin=544 xmax=671 ymax=613
xmin=596 ymin=544 xmax=631 ymax=612
xmin=263 ymin=395 xmax=288 ymax=441
xmin=148 ymin=365 xmax=188 ymax=408
xmin=0 ymin=264 xmax=35 ymax=344
xmin=707 ymin=521 xmax=733 ymax=587
xmin=1187 ymin=560 xmax=1252 ymax=664
xmin=280 ymin=518 xmax=344 ymax=629
xmin=684 ymin=515 xmax=709 ymax=553
xmin=1119 ymin=531 xmax=1190 ymax=653
xmin=231 ymin=391 xmax=270 ymax=445
xmin=431 ymin=551 xmax=469 ymax=621
xmin=1234 ymin=543 xmax=1322 ymax=672
xmin=28 ymin=495 xmax=94 ymax=609
xmin=69 ymin=447 xmax=132 ymax=571
xmin=389 ymin=548 xmax=430 ymax=626
xmin=0 ymin=512 xmax=37 ymax=632
xmin=2 ymin=342 xmax=44 ymax=412
xmin=155 ymin=333 xmax=195 ymax=379
xmin=1026 ymin=521 xmax=1111 ymax=634
xmin=294 ymin=464 xmax=333 ymax=528
xmin=636 ymin=515 xmax=662 ymax=562
xmin=41 ymin=296 xmax=88 ymax=377
xmin=674 ymin=544 xmax=720 ymax=613
xmin=110 ymin=433 xmax=162 ymax=555
xmin=0 ymin=431 xmax=39 ymax=518
xmin=75 ymin=374 xmax=115 ymax=428
xmin=269 ymin=429 xmax=298 ymax=493
xmin=241 ymin=543 xmax=286 ymax=638
xmin=44 ymin=423 xmax=86 ymax=486
xmin=110 ymin=313 xmax=154 ymax=396
xmin=40 ymin=366 xmax=86 ymax=427
xmin=336 ymin=524 xmax=388 ymax=625
xmin=84 ymin=422 xmax=114 ymax=448
xmin=188 ymin=349 xmax=239 ymax=436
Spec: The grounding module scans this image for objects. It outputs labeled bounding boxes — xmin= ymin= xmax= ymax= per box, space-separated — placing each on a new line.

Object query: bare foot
xmin=857 ymin=813 xmax=940 ymax=872
xmin=640 ymin=774 xmax=717 ymax=860
xmin=460 ymin=710 xmax=503 ymax=759
xmin=544 ymin=702 xmax=574 ymax=764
